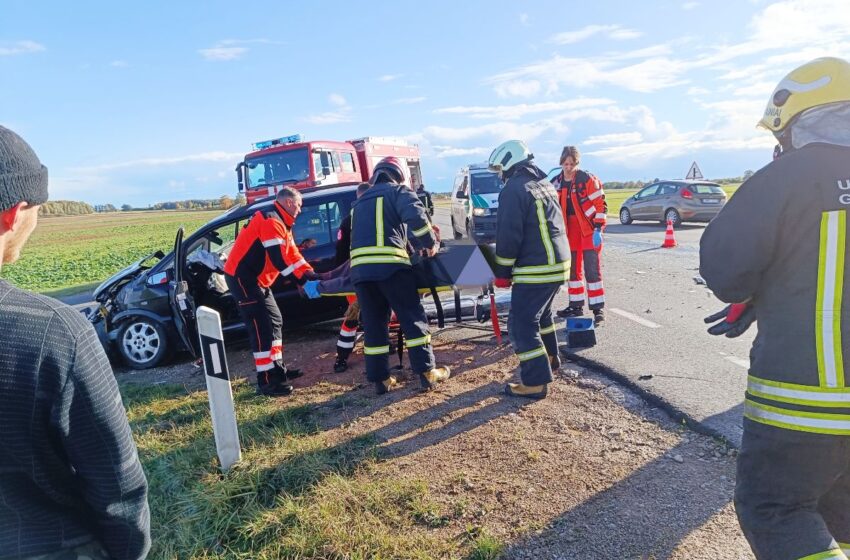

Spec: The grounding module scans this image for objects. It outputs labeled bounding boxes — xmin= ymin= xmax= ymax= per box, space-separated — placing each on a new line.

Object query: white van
xmin=450 ymin=163 xmax=504 ymax=242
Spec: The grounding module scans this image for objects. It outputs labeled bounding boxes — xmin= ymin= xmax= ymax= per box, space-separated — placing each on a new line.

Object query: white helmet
xmin=488 ymin=140 xmax=532 ymax=175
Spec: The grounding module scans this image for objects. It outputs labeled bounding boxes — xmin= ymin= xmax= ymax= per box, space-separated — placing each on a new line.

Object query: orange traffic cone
xmin=661 ymin=220 xmax=677 ymax=248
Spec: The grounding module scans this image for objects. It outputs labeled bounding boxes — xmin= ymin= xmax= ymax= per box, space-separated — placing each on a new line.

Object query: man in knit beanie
xmin=0 ymin=125 xmax=151 ymax=560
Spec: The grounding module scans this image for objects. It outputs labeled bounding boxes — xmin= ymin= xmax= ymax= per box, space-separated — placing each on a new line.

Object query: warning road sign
xmin=685 ymin=161 xmax=704 ymax=180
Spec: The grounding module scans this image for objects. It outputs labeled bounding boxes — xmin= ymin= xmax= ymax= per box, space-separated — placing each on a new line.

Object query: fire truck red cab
xmin=237 ymin=134 xmax=422 ymax=204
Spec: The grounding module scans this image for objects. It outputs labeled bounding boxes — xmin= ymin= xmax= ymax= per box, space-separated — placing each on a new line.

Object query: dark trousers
xmin=507 ymin=283 xmax=560 ymax=386
xmin=337 ymin=299 xmax=360 ymax=360
xmin=225 ymin=274 xmax=285 ymax=385
xmin=354 ymin=269 xmax=435 ymax=383
xmin=735 ymin=422 xmax=850 ymax=560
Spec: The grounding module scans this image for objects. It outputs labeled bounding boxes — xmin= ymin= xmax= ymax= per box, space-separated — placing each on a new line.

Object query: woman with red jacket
xmin=552 ymin=145 xmax=607 ymax=324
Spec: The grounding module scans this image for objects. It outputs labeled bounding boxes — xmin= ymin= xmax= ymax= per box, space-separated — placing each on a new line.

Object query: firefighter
xmin=490 ymin=140 xmax=570 ymax=399
xmin=347 ymin=156 xmax=450 ymax=395
xmin=223 ymin=186 xmax=315 ymax=397
xmin=552 ymin=145 xmax=607 ymax=325
xmin=701 ymin=57 xmax=850 ymax=560
xmin=332 ymin=182 xmax=370 ymax=373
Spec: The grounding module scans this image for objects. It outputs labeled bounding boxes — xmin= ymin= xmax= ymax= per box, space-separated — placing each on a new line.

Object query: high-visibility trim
xmin=514 ymin=272 xmax=569 ymax=284
xmin=282 ymin=258 xmax=307 ymax=276
xmin=340 ymin=326 xmax=358 ymax=336
xmin=817 ymin=210 xmax=846 ymax=389
xmin=513 ymin=261 xmax=570 ymax=275
xmin=595 ymin=213 xmax=607 ymax=220
xmin=337 ymin=340 xmax=355 ymax=349
xmin=539 ymin=324 xmax=556 ymax=335
xmin=364 ymin=345 xmax=390 ymax=355
xmin=262 ymin=237 xmax=284 ymax=248
xmin=569 ymin=294 xmax=586 ymax=302
xmin=745 ymin=399 xmax=850 ymax=436
xmin=412 ymin=223 xmax=433 ymax=237
xmin=747 ymin=375 xmax=850 ymax=407
xmin=588 ymin=295 xmax=605 ymax=305
xmin=253 ymin=350 xmax=271 ymax=359
xmin=350 ymin=246 xmax=408 ymax=258
xmin=517 ymin=346 xmax=546 ymax=361
xmin=536 ymin=199 xmax=556 ymax=265
xmin=495 ymin=255 xmax=516 ymax=266
xmin=588 ymin=190 xmax=603 ymax=201
xmin=568 ymin=281 xmax=584 ymax=289
xmin=376 ymin=197 xmax=385 ymax=247
xmin=797 ymin=549 xmax=847 ymax=560
xmin=587 ymin=281 xmax=603 ymax=290
xmin=584 ymin=206 xmax=596 ymax=218
xmin=351 ymin=255 xmax=412 ymax=267
xmin=406 ymin=334 xmax=432 ymax=347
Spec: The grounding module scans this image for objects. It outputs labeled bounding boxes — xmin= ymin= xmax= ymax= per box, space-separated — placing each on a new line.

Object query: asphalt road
xmin=434 ymin=208 xmax=752 ymax=446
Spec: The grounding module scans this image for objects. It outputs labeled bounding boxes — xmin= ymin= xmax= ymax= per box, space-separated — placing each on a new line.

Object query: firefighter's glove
xmin=303 ymin=280 xmax=321 ymax=300
xmin=592 ymin=228 xmax=603 ymax=248
xmin=704 ymin=303 xmax=755 ymax=338
xmin=494 ymin=277 xmax=512 ymax=289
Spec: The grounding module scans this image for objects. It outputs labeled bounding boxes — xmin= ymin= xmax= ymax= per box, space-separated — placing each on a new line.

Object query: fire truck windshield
xmin=246 ymin=147 xmax=310 ymax=188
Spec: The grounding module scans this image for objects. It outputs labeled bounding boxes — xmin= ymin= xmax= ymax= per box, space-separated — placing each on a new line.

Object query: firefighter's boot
xmin=375 ymin=376 xmax=399 ymax=395
xmin=333 ymin=356 xmax=348 ymax=373
xmin=593 ymin=308 xmax=605 ymax=325
xmin=257 ymin=382 xmax=294 ymax=397
xmin=505 ymin=382 xmax=549 ymax=399
xmin=557 ymin=306 xmax=584 ymax=318
xmin=550 ymin=354 xmax=561 ymax=373
xmin=420 ymin=366 xmax=452 ymax=390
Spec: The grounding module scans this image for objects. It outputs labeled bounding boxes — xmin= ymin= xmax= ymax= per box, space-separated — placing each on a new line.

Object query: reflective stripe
xmin=817 ymin=210 xmax=846 ymax=388
xmin=253 ymin=350 xmax=271 ymax=359
xmin=588 ymin=295 xmax=605 ymax=305
xmin=351 ymin=246 xmax=408 ymax=258
xmin=364 ymin=345 xmax=390 ymax=355
xmin=517 ymin=346 xmax=546 ymax=361
xmin=588 ymin=190 xmax=603 ymax=201
xmin=514 ymin=272 xmax=569 ymax=284
xmin=584 ymin=206 xmax=596 ymax=218
xmin=595 ymin=213 xmax=607 ymax=220
xmin=351 ymin=255 xmax=412 ymax=267
xmin=569 ymin=295 xmax=586 ymax=302
xmin=406 ymin=334 xmax=431 ymax=347
xmin=495 ymin=255 xmax=516 ymax=266
xmin=340 ymin=326 xmax=358 ymax=336
xmin=536 ymin=199 xmax=556 ymax=265
xmin=513 ymin=261 xmax=569 ymax=275
xmin=337 ymin=340 xmax=355 ymax=349
xmin=282 ymin=258 xmax=307 ymax=276
xmin=540 ymin=324 xmax=556 ymax=335
xmin=412 ymin=223 xmax=433 ymax=237
xmin=568 ymin=281 xmax=584 ymax=288
xmin=587 ymin=281 xmax=603 ymax=290
xmin=797 ymin=549 xmax=848 ymax=560
xmin=376 ymin=197 xmax=385 ymax=247
xmin=747 ymin=375 xmax=850 ymax=407
xmin=262 ymin=237 xmax=283 ymax=248
xmin=745 ymin=399 xmax=850 ymax=436
xmin=256 ymin=362 xmax=275 ymax=372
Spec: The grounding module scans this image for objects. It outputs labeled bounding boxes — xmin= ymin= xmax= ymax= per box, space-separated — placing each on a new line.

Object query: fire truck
xmin=236 ymin=134 xmax=423 ymax=204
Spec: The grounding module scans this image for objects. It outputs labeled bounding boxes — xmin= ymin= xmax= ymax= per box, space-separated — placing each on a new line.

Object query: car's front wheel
xmin=451 ymin=217 xmax=463 ymax=240
xmin=620 ymin=207 xmax=633 ymax=225
xmin=664 ymin=208 xmax=682 ymax=227
xmin=117 ymin=317 xmax=170 ymax=369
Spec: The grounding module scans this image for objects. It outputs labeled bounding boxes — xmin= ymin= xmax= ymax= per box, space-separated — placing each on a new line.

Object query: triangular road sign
xmin=685 ymin=161 xmax=704 ymax=180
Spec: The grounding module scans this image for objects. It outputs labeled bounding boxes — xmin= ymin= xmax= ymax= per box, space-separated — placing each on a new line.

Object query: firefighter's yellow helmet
xmin=760 ymin=57 xmax=850 ymax=132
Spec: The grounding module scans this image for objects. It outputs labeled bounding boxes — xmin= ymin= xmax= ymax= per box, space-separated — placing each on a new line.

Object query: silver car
xmin=619 ymin=180 xmax=727 ymax=227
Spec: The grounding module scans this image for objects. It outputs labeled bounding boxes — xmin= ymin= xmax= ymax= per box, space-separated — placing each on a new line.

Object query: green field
xmin=0 ymin=210 xmax=223 ymax=293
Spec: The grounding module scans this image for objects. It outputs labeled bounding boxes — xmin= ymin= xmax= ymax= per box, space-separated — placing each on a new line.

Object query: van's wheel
xmin=451 ymin=218 xmax=463 ymax=240
xmin=117 ymin=318 xmax=170 ymax=369
xmin=466 ymin=219 xmax=473 ymax=239
xmin=664 ymin=208 xmax=682 ymax=227
xmin=619 ymin=207 xmax=633 ymax=225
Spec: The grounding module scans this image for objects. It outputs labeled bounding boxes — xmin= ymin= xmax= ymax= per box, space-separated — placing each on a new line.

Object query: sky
xmin=2 ymin=0 xmax=850 ymax=206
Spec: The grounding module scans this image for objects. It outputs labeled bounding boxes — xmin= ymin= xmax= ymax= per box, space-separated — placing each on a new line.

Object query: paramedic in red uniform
xmin=223 ymin=186 xmax=315 ymax=396
xmin=552 ymin=145 xmax=607 ymax=325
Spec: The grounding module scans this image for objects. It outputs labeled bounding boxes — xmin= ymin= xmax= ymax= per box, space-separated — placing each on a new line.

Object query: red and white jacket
xmin=553 ymin=170 xmax=607 ymax=238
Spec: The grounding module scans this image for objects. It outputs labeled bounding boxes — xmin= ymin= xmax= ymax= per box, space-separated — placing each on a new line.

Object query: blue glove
xmin=592 ymin=228 xmax=603 ymax=248
xmin=303 ymin=280 xmax=321 ymax=299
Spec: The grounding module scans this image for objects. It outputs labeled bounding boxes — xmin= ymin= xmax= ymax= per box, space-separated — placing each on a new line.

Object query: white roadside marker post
xmin=196 ymin=306 xmax=241 ymax=472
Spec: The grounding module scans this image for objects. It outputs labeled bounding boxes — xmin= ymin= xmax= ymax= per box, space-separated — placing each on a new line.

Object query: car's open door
xmin=169 ymin=227 xmax=199 ymax=358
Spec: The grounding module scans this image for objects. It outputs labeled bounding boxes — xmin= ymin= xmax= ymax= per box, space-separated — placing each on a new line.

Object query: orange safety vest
xmin=554 ymin=170 xmax=607 ymax=238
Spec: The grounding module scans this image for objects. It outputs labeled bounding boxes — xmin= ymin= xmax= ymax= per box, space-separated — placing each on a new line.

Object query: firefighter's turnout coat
xmin=495 ymin=162 xmax=571 ymax=386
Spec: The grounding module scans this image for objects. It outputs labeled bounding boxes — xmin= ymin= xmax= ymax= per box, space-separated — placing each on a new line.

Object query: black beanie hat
xmin=0 ymin=125 xmax=48 ymax=212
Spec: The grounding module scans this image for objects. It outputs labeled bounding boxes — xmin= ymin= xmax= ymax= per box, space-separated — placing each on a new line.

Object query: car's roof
xmin=207 ymin=184 xmax=358 ymax=229
xmin=655 ymin=179 xmax=721 ymax=185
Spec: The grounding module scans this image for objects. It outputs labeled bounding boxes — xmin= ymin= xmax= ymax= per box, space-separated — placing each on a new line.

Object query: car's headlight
xmin=473 ymin=207 xmax=490 ymax=216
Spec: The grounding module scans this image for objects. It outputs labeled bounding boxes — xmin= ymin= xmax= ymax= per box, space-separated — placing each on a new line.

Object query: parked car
xmin=89 ymin=185 xmax=356 ymax=369
xmin=450 ymin=162 xmax=503 ymax=242
xmin=619 ymin=180 xmax=727 ymax=226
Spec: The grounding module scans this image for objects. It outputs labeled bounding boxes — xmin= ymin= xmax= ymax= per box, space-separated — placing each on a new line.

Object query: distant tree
xmin=219 ymin=195 xmax=234 ymax=210
xmin=743 ymin=170 xmax=755 ymax=180
xmin=121 ymin=204 xmax=133 ymax=211
xmin=235 ymin=193 xmax=246 ymax=206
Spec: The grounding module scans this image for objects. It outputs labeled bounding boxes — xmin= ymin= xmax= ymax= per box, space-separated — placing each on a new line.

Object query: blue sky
xmin=2 ymin=0 xmax=849 ymax=206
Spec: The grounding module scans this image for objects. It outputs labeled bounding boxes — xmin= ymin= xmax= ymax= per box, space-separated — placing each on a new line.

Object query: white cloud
xmin=378 ymin=74 xmax=403 ymax=82
xmin=434 ymin=97 xmax=618 ymax=121
xmin=549 ymin=24 xmax=642 ymax=45
xmin=519 ymin=13 xmax=530 ymax=26
xmin=72 ymin=151 xmax=244 ymax=172
xmin=328 ymin=93 xmax=348 ymax=107
xmin=198 ymin=47 xmax=248 ymax=61
xmin=304 ymin=94 xmax=352 ymax=124
xmin=432 ymin=146 xmax=490 ymax=159
xmin=393 ymin=96 xmax=427 ymax=105
xmin=584 ymin=132 xmax=644 ymax=146
xmin=110 ymin=60 xmax=128 ymax=67
xmin=494 ymin=80 xmax=541 ymax=98
xmin=0 ymin=40 xmax=45 ymax=56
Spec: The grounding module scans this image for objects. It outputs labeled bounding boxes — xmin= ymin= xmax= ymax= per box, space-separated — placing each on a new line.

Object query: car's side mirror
xmin=457 ymin=191 xmax=468 ymax=199
xmin=146 ymin=271 xmax=169 ymax=286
